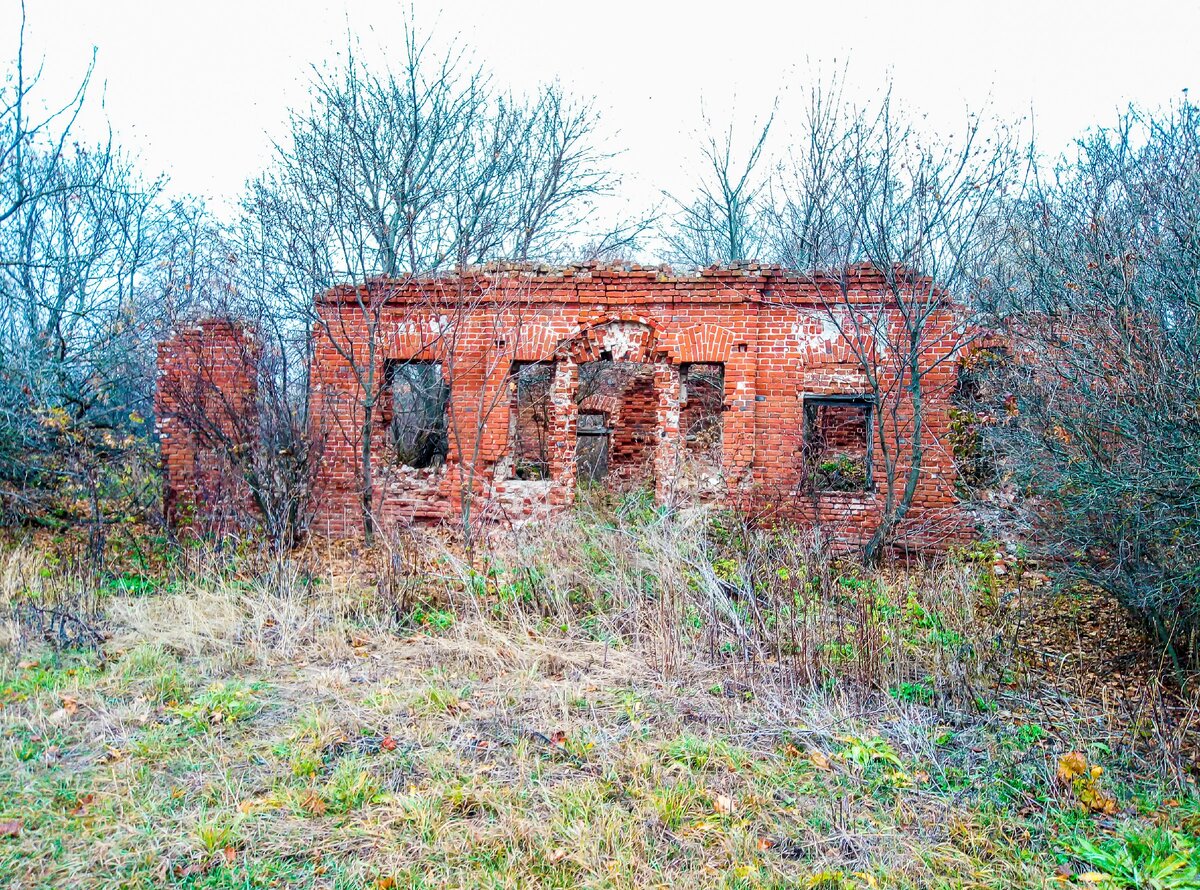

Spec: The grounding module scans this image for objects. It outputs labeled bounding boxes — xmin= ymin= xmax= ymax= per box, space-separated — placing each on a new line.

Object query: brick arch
xmin=557 ymin=317 xmax=666 ymax=364
xmin=670 ymin=322 xmax=738 ymax=363
xmin=577 ymin=392 xmax=621 ymax=418
xmin=509 ymin=324 xmax=561 ymax=362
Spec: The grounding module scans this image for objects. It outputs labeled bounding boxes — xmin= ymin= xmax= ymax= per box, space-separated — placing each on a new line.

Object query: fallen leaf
xmin=1078 ymin=873 xmax=1108 ymax=884
xmin=69 ymin=793 xmax=94 ymax=816
xmin=713 ymin=794 xmax=735 ymax=815
xmin=300 ymin=790 xmax=327 ymax=817
xmin=0 ymin=819 xmax=21 ymax=838
xmin=59 ymin=695 xmax=80 ymax=716
xmin=1078 ymin=782 xmax=1118 ymax=815
xmin=172 ymin=862 xmax=204 ymax=879
xmin=547 ymin=847 xmax=568 ymax=864
xmin=1056 ymin=751 xmax=1088 ymax=783
xmin=99 ymin=746 xmax=124 ymax=764
xmin=380 ymin=736 xmax=398 ymax=752
xmin=809 ymin=751 xmax=832 ymax=771
xmin=221 ymin=846 xmax=236 ymax=865
xmin=756 ymin=836 xmax=775 ymax=851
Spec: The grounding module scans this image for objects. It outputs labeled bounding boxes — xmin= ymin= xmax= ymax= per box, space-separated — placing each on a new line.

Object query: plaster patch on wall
xmin=599 ymin=321 xmax=651 ymax=361
xmin=792 ymin=310 xmax=843 ymax=349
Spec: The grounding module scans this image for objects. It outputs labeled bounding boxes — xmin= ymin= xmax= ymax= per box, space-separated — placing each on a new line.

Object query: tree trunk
xmin=864 ymin=342 xmax=925 ymax=565
xmin=361 ymin=401 xmax=375 ymax=543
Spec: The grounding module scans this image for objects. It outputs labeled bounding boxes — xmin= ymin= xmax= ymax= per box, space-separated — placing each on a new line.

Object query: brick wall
xmin=299 ymin=263 xmax=970 ymax=549
xmin=154 ymin=266 xmax=969 ymax=549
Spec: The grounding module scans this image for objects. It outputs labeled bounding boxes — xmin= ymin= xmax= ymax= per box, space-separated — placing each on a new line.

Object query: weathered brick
xmin=159 ymin=265 xmax=969 ymax=550
xmin=155 ymin=320 xmax=259 ymax=536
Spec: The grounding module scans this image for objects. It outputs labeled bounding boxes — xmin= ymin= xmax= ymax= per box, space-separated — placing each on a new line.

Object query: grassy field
xmin=0 ymin=502 xmax=1198 ymax=888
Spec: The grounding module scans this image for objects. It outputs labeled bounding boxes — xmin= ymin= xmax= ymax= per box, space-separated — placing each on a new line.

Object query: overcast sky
xmin=5 ymin=0 xmax=1197 ymax=231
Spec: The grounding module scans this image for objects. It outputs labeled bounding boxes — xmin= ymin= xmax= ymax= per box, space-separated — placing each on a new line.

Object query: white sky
xmin=5 ymin=0 xmax=1197 ymax=243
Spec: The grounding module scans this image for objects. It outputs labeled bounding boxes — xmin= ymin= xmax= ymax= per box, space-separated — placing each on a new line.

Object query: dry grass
xmin=0 ymin=504 xmax=1197 ymax=888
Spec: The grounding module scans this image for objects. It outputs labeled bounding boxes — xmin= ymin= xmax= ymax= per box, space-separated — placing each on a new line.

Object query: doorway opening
xmin=575 ymin=360 xmax=660 ymax=487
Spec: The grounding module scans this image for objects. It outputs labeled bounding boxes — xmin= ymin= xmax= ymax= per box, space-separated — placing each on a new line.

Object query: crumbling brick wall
xmin=155 ymin=320 xmax=259 ymax=535
xmin=576 ymin=361 xmax=659 ymax=487
xmin=155 ymin=265 xmax=969 ymax=549
xmin=299 ymin=263 xmax=969 ymax=549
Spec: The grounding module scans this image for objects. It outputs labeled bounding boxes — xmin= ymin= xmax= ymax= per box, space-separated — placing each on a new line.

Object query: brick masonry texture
xmin=155 ymin=319 xmax=260 ymax=535
xmin=157 ymin=263 xmax=970 ymax=549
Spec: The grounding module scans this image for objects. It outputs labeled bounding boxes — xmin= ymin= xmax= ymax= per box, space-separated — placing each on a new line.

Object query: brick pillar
xmin=653 ymin=361 xmax=682 ymax=502
xmin=547 ymin=359 xmax=578 ymax=506
xmin=725 ymin=342 xmax=757 ymax=492
xmin=155 ymin=319 xmax=261 ymax=536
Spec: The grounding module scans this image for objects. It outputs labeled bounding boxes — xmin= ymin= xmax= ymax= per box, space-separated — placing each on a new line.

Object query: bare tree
xmin=663 ymin=81 xmax=1025 ymax=560
xmin=982 ymin=99 xmax=1200 ymax=672
xmin=0 ymin=2 xmax=96 ymax=232
xmin=768 ymin=84 xmax=1027 ymax=561
xmin=662 ymin=104 xmax=775 ymax=266
xmin=241 ymin=25 xmax=626 ymax=541
xmin=0 ymin=132 xmax=166 ymax=555
xmin=141 ymin=200 xmax=319 ymax=550
xmin=0 ymin=4 xmax=163 ymax=549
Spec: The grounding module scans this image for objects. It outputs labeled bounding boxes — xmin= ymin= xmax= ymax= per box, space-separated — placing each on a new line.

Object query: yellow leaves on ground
xmin=235 ymin=795 xmax=280 ymax=816
xmin=1056 ymin=751 xmax=1118 ymax=815
xmin=299 ymin=789 xmax=327 ymax=817
xmin=781 ymin=741 xmax=832 ymax=771
xmin=1056 ymin=751 xmax=1088 ymax=783
xmin=1055 ymin=872 xmax=1109 ymax=887
xmin=49 ymin=693 xmax=81 ymax=725
xmin=800 ymin=870 xmax=879 ymax=889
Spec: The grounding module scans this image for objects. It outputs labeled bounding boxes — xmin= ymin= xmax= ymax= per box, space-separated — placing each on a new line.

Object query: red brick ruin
xmin=155 ymin=319 xmax=260 ymax=534
xmin=156 ymin=263 xmax=969 ymax=548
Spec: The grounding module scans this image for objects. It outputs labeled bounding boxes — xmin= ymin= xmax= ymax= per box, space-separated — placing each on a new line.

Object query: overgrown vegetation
xmin=0 ymin=500 xmax=1196 ymax=888
xmin=977 ymin=102 xmax=1200 ymax=674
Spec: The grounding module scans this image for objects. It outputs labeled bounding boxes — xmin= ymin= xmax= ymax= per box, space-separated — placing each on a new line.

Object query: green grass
xmin=169 ymin=680 xmax=263 ymax=731
xmin=0 ymin=522 xmax=1197 ymax=888
xmin=0 ymin=636 xmax=1195 ymax=889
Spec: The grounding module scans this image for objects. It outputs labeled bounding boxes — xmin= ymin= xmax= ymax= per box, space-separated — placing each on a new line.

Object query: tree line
xmin=2 ymin=11 xmax=1198 ymax=668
